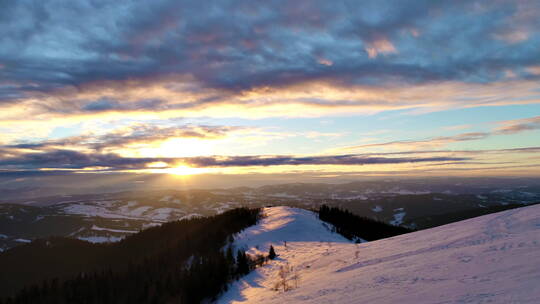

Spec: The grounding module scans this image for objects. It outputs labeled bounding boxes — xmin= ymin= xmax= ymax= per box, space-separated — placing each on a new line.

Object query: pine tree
xmin=236 ymin=250 xmax=249 ymax=275
xmin=268 ymin=245 xmax=276 ymax=260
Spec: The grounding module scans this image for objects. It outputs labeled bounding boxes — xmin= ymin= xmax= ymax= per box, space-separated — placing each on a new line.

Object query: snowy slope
xmin=231 ymin=206 xmax=351 ymax=256
xmin=218 ymin=205 xmax=540 ymax=304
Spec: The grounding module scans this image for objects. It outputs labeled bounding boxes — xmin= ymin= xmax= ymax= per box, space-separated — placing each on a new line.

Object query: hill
xmin=2 ymin=179 xmax=539 ymax=252
xmin=218 ymin=205 xmax=540 ymax=303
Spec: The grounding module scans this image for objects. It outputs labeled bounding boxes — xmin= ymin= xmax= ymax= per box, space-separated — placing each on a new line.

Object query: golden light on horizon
xmin=145 ymin=161 xmax=211 ymax=176
xmin=165 ymin=165 xmax=211 ymax=176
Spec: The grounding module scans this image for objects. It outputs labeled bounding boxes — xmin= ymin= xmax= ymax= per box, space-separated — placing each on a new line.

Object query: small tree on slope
xmin=268 ymin=245 xmax=277 ymax=260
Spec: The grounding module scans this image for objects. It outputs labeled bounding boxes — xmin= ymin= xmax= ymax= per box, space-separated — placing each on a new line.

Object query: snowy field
xmin=218 ymin=205 xmax=540 ymax=303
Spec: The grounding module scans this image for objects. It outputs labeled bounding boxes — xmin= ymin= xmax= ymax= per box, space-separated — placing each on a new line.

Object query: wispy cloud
xmin=494 ymin=116 xmax=540 ymax=134
xmin=6 ymin=124 xmax=246 ymax=151
xmin=341 ymin=132 xmax=490 ymax=151
xmin=341 ymin=116 xmax=540 ymax=152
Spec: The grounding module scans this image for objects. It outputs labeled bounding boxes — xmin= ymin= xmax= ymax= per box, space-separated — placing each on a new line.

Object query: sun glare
xmin=165 ymin=165 xmax=210 ymax=176
xmin=158 ymin=138 xmax=215 ymax=157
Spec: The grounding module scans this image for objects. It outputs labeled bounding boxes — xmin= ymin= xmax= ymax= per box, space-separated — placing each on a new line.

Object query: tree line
xmin=318 ymin=205 xmax=412 ymax=241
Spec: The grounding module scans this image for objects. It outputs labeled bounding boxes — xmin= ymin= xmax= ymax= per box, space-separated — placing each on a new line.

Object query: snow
xmin=159 ymin=195 xmax=172 ymax=202
xmin=384 ymin=188 xmax=430 ymax=195
xmin=371 ymin=205 xmax=383 ymax=212
xmin=147 ymin=207 xmax=180 ymax=221
xmin=63 ymin=201 xmax=124 ymax=219
xmin=90 ymin=225 xmax=137 ymax=234
xmin=62 ymin=201 xmax=181 ymax=222
xmin=231 ymin=207 xmax=349 ymax=258
xmin=218 ymin=205 xmax=540 ymax=304
xmin=179 ymin=213 xmax=203 ymax=221
xmin=269 ymin=193 xmax=299 ymax=199
xmin=142 ymin=222 xmax=161 ymax=229
xmin=68 ymin=227 xmax=86 ymax=236
xmin=14 ymin=238 xmax=31 ymax=243
xmin=338 ymin=194 xmax=368 ymax=200
xmin=519 ymin=191 xmax=537 ymax=198
xmin=491 ymin=189 xmax=512 ymax=193
xmin=390 ymin=211 xmax=406 ymax=226
xmin=125 ymin=206 xmax=152 ymax=217
xmin=0 ymin=234 xmax=8 ymax=239
xmin=213 ymin=202 xmax=238 ymax=214
xmin=78 ymin=236 xmax=124 ymax=243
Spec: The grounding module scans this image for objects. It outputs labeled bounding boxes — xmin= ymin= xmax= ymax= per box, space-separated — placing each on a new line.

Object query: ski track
xmin=217 ymin=205 xmax=540 ymax=304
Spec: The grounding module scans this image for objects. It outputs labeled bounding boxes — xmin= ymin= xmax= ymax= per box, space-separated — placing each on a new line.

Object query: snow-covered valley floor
xmin=217 ymin=205 xmax=540 ymax=303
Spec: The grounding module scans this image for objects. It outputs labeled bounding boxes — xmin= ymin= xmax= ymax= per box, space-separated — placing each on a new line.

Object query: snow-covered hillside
xmin=218 ymin=205 xmax=540 ymax=303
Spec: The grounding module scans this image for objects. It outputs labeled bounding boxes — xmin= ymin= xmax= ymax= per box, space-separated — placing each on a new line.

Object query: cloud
xmin=0 ymin=1 xmax=538 ymax=178
xmin=493 ymin=30 xmax=529 ymax=44
xmin=0 ymin=149 xmax=469 ymax=172
xmin=364 ymin=146 xmax=540 ymax=156
xmin=0 ymin=150 xmax=154 ymax=170
xmin=526 ymin=66 xmax=540 ymax=75
xmin=342 ymin=115 xmax=540 ymax=152
xmin=81 ymin=98 xmax=166 ymax=112
xmin=5 ymin=123 xmax=246 ymax=151
xmin=365 ymin=37 xmax=398 ymax=59
xmin=183 ymin=155 xmax=469 ymax=167
xmin=494 ymin=116 xmax=540 ymax=134
xmin=0 ymin=0 xmax=539 ymax=121
xmin=342 ymin=132 xmax=490 ymax=151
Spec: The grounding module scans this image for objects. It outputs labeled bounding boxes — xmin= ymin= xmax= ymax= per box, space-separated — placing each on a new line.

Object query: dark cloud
xmin=0 ymin=150 xmax=469 ymax=171
xmin=1 ymin=0 xmax=539 ymax=108
xmin=0 ymin=150 xmax=151 ymax=170
xmin=183 ymin=155 xmax=470 ymax=167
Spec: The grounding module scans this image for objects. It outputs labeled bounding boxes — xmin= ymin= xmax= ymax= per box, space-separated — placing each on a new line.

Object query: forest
xmin=318 ymin=205 xmax=412 ymax=241
xmin=0 ymin=208 xmax=262 ymax=303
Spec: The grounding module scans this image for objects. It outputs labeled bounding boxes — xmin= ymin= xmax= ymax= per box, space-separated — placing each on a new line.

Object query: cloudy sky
xmin=1 ymin=0 xmax=539 ymax=182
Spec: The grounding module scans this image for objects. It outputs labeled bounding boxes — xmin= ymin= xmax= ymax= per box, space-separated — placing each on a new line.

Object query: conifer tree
xmin=268 ymin=245 xmax=276 ymax=260
xmin=236 ymin=250 xmax=250 ymax=275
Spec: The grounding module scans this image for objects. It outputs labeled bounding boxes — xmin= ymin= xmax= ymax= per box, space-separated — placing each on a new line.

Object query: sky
xmin=0 ymin=0 xmax=539 ymax=185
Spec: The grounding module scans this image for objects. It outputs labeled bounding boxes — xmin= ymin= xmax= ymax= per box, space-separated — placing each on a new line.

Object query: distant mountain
xmin=1 ymin=180 xmax=539 ymax=252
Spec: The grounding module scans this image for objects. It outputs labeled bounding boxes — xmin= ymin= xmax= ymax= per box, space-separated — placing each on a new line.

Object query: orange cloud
xmin=365 ymin=38 xmax=398 ymax=58
xmin=317 ymin=58 xmax=333 ymax=66
xmin=494 ymin=30 xmax=529 ymax=44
